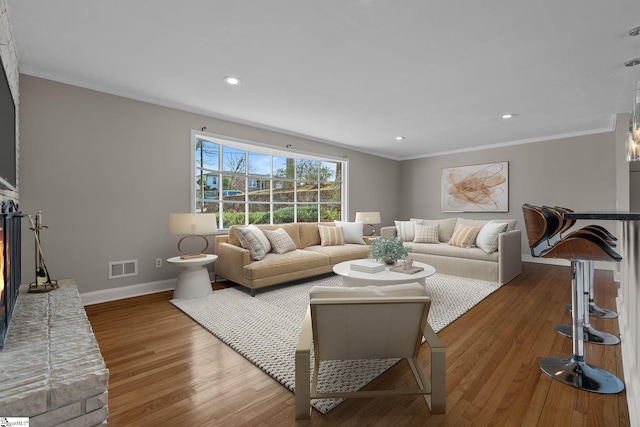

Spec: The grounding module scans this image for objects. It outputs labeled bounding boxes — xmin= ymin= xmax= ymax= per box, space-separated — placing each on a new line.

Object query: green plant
xmin=368 ymin=237 xmax=411 ymax=264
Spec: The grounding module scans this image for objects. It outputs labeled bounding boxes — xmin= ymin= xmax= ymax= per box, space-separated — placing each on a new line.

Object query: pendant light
xmin=625 ymin=26 xmax=640 ymax=162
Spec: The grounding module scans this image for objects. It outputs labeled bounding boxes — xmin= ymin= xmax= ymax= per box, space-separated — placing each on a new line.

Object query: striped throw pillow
xmin=234 ymin=224 xmax=271 ymax=260
xmin=394 ymin=220 xmax=417 ymax=242
xmin=263 ymin=228 xmax=297 ymax=254
xmin=318 ymin=225 xmax=345 ymax=246
xmin=413 ymin=224 xmax=440 ymax=244
xmin=448 ymin=224 xmax=480 ymax=248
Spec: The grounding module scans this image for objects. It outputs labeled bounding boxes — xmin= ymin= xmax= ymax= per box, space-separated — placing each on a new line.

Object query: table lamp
xmin=168 ymin=213 xmax=218 ymax=259
xmin=355 ymin=211 xmax=381 ymax=237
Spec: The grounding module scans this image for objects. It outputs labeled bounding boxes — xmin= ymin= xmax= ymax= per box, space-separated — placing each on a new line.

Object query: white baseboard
xmin=521 ymin=255 xmax=616 ymax=271
xmin=617 ymin=292 xmax=639 ymax=427
xmin=81 ymin=278 xmax=178 ymax=306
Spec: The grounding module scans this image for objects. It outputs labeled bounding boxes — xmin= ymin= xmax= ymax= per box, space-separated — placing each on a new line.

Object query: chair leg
xmin=295 ymin=308 xmax=313 ymax=420
xmin=555 ymin=261 xmax=620 ymax=345
xmin=539 ymin=261 xmax=624 ymax=394
xmin=564 ymin=260 xmax=618 ymax=319
xmin=420 ymin=323 xmax=446 ymax=414
xmin=294 ymin=350 xmax=311 ymax=419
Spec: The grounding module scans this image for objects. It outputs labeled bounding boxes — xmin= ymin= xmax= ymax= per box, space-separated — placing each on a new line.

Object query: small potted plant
xmin=368 ymin=237 xmax=412 ymax=265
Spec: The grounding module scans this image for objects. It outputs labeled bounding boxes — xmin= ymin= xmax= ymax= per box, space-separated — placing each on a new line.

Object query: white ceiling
xmin=7 ymin=0 xmax=640 ymax=160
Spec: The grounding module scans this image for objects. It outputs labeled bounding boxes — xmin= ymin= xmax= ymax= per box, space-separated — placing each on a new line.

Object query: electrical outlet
xmin=155 ymin=258 xmax=162 ymax=268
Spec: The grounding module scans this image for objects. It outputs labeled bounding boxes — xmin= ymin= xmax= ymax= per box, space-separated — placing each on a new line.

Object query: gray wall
xmin=18 ymin=75 xmax=400 ymax=294
xmin=17 ymin=74 xmax=627 ymax=294
xmin=398 ymin=132 xmax=619 ymax=254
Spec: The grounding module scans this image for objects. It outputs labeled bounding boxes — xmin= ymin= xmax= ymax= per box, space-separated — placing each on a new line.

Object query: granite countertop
xmin=562 ymin=211 xmax=640 ymax=221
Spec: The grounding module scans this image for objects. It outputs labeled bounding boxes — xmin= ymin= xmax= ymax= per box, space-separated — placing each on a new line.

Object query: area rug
xmin=171 ymin=273 xmax=501 ymax=414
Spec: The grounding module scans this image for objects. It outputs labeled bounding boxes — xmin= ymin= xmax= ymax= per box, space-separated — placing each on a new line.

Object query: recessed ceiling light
xmin=502 ymin=113 xmax=516 ymax=119
xmin=395 ymin=136 xmax=405 ymax=141
xmin=223 ymin=76 xmax=241 ymax=85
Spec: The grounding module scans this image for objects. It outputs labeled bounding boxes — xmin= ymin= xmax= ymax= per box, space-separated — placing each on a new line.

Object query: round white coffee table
xmin=333 ymin=259 xmax=436 ymax=287
xmin=167 ymin=254 xmax=217 ymax=299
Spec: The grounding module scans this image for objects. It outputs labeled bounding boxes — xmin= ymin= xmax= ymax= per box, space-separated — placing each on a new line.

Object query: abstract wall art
xmin=441 ymin=161 xmax=509 ymax=212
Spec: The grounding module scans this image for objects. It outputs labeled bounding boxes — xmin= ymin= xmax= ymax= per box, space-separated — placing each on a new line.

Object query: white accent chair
xmin=294 ymin=282 xmax=446 ymax=419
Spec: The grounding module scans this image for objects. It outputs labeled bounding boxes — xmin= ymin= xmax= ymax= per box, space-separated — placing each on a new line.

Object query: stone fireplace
xmin=0 ymin=200 xmax=108 ymax=426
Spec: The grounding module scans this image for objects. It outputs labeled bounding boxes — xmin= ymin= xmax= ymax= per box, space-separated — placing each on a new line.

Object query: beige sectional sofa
xmin=380 ymin=217 xmax=522 ymax=284
xmin=215 ymin=222 xmax=371 ymax=296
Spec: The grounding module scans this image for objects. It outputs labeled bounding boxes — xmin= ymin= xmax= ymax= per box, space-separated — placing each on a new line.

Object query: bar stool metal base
xmin=539 ymin=356 xmax=625 ymax=394
xmin=565 ymin=303 xmax=618 ymax=319
xmin=555 ymin=324 xmax=620 ymax=345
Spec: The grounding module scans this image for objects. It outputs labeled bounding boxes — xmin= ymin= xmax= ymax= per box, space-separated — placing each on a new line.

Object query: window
xmin=193 ymin=131 xmax=346 ymax=228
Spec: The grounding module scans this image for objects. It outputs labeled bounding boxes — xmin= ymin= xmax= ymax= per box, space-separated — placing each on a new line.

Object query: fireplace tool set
xmin=27 ymin=211 xmax=57 ymax=293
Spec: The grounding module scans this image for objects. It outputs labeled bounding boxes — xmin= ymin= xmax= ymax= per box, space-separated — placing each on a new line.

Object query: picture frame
xmin=441 ymin=161 xmax=509 ymax=212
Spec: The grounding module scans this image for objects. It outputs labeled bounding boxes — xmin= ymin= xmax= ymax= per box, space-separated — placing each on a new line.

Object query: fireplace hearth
xmin=1 ymin=199 xmax=21 ymax=351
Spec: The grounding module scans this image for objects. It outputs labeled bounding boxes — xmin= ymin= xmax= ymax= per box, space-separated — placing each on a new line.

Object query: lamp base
xmin=177 ymin=235 xmax=210 ymax=259
xmin=179 ymin=253 xmax=207 ymax=260
xmin=363 ymin=224 xmax=376 ymax=237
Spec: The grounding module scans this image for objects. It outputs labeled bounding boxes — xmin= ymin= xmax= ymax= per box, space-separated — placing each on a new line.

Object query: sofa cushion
xmin=476 ymin=221 xmax=508 ymax=254
xmin=319 ymin=224 xmax=345 ymax=246
xmin=405 ymin=242 xmax=499 ymax=262
xmin=264 ymin=228 xmax=297 ymax=254
xmin=298 ymin=222 xmax=334 ymax=248
xmin=411 ymin=217 xmax=458 ymax=242
xmin=413 ymin=224 xmax=440 ymax=244
xmin=335 ymin=221 xmax=366 ymax=244
xmin=449 ymin=224 xmax=480 ymax=248
xmin=304 ymin=244 xmax=371 ymax=264
xmin=243 ymin=250 xmax=330 ymax=280
xmin=234 ymin=224 xmax=271 ymax=260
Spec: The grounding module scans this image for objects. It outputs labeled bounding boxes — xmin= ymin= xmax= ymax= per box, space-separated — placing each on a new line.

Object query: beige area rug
xmin=171 ymin=273 xmax=502 ymax=414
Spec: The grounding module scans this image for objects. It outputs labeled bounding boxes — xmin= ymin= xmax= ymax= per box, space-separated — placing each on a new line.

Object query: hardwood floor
xmin=85 ymin=263 xmax=630 ymax=426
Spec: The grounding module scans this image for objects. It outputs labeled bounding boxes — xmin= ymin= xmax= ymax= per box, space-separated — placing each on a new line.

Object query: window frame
xmin=191 ymin=130 xmax=348 ymax=228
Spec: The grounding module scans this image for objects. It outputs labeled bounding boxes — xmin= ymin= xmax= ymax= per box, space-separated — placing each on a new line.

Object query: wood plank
xmin=85 ymin=263 xmax=630 ymax=426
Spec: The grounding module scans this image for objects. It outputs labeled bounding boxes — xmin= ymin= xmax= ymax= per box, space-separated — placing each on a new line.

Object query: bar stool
xmin=554 ymin=206 xmax=618 ymax=320
xmin=527 ymin=207 xmax=620 ymax=344
xmin=522 ymin=204 xmax=625 ymax=394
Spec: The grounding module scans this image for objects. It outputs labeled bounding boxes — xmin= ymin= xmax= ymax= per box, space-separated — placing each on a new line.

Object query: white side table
xmin=167 ymin=254 xmax=217 ymax=299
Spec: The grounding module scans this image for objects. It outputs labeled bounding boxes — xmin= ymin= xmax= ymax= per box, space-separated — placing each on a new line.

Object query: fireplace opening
xmin=1 ymin=199 xmax=22 ymax=350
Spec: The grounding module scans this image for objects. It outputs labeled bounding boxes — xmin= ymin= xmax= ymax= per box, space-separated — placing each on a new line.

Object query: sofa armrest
xmin=295 ymin=306 xmax=312 ymax=419
xmin=380 ymin=226 xmax=397 ymax=239
xmin=215 ymin=235 xmax=250 ymax=285
xmin=498 ymin=229 xmax=522 ymax=284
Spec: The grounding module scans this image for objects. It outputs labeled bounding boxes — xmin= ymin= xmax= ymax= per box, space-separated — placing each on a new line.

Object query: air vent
xmin=108 ymin=259 xmax=138 ymax=279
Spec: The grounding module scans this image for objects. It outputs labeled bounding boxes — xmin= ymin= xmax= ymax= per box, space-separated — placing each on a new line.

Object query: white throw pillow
xmin=334 ymin=221 xmax=366 ymax=244
xmin=263 ymin=228 xmax=297 ymax=254
xmin=394 ymin=220 xmax=419 ymax=242
xmin=475 ymin=221 xmax=508 ymax=254
xmin=234 ymin=224 xmax=271 ymax=260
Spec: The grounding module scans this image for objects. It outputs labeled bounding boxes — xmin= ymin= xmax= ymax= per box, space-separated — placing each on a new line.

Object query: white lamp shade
xmin=355 ymin=211 xmax=381 ymax=224
xmin=168 ymin=213 xmax=218 ymax=235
